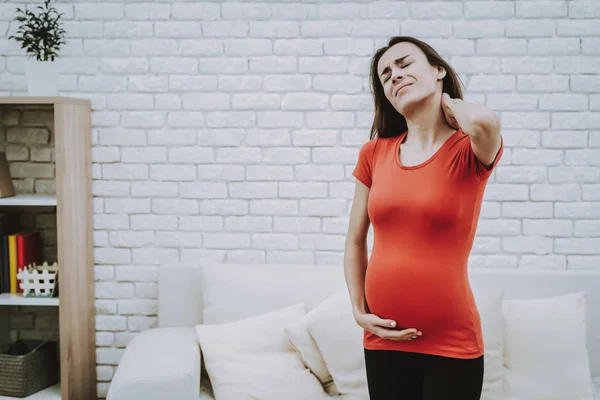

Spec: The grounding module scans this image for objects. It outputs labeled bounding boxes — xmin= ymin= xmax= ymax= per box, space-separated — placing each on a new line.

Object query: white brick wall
xmin=2 ymin=0 xmax=600 ymax=398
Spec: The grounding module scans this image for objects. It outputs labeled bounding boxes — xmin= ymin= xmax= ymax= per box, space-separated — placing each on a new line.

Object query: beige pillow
xmin=304 ymin=288 xmax=368 ymax=398
xmin=283 ymin=289 xmax=346 ymax=396
xmin=195 ymin=303 xmax=331 ymax=400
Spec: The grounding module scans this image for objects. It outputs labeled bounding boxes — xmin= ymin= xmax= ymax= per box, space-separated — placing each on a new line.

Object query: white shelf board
xmin=0 ymin=293 xmax=58 ymax=306
xmin=0 ymin=194 xmax=56 ymax=207
xmin=0 ymin=384 xmax=60 ymax=399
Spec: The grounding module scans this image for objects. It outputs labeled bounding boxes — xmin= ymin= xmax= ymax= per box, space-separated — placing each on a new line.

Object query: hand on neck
xmin=401 ymin=93 xmax=457 ymax=149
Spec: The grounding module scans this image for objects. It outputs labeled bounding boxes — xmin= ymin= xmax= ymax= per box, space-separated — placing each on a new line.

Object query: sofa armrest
xmin=107 ymin=327 xmax=201 ymax=400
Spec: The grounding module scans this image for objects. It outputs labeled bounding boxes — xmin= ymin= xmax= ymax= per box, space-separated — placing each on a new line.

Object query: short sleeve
xmin=352 ymin=139 xmax=377 ymax=188
xmin=456 ymin=134 xmax=504 ymax=182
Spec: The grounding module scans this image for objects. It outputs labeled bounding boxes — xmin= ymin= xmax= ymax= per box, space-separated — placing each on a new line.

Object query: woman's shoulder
xmin=444 ymin=129 xmax=471 ymax=152
xmin=357 ymin=135 xmax=396 ymax=160
xmin=359 ymin=135 xmax=398 ymax=150
xmin=357 ymin=136 xmax=377 ymax=151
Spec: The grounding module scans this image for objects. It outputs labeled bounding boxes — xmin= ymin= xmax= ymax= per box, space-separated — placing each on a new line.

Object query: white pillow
xmin=502 ymin=291 xmax=593 ymax=400
xmin=303 ymin=288 xmax=369 ymax=399
xmin=195 ymin=303 xmax=331 ymax=400
xmin=472 ymin=288 xmax=504 ymax=400
xmin=283 ymin=310 xmax=339 ymax=395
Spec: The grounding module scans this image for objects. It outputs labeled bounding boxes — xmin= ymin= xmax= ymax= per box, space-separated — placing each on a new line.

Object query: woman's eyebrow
xmin=379 ymin=55 xmax=411 ymax=77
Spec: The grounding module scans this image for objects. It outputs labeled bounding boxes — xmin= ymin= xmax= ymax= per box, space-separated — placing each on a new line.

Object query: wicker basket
xmin=0 ymin=339 xmax=59 ymax=397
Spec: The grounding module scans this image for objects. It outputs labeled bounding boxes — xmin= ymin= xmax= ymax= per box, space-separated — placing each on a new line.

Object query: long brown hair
xmin=369 ymin=36 xmax=465 ymax=140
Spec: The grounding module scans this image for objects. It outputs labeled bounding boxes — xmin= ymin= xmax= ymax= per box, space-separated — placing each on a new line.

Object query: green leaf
xmin=8 ymin=0 xmax=65 ymax=58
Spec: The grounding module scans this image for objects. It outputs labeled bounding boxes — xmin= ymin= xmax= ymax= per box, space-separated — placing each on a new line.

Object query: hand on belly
xmin=355 ymin=311 xmax=423 ymax=342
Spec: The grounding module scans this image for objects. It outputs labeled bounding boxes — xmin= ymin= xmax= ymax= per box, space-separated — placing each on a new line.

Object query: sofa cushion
xmin=195 ymin=303 xmax=331 ymax=400
xmin=284 ymin=287 xmax=348 ymax=396
xmin=304 ymin=288 xmax=369 ymax=399
xmin=199 ymin=262 xmax=346 ymax=324
xmin=502 ymin=291 xmax=593 ymax=400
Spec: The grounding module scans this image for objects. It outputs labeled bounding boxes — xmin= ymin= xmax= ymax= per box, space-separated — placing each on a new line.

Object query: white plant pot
xmin=24 ymin=59 xmax=59 ymax=96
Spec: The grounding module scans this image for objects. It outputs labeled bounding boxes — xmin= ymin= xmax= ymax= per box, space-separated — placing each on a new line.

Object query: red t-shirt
xmin=352 ymin=128 xmax=504 ymax=359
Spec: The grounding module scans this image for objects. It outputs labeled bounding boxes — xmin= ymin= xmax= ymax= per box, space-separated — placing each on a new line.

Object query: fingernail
xmin=391 ymin=321 xmax=396 ymax=327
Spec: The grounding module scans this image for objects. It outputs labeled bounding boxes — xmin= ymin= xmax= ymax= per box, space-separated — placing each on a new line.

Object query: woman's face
xmin=376 ymin=42 xmax=445 ymax=114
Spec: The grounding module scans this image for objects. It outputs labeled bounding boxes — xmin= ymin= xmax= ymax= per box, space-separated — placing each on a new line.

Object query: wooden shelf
xmin=0 ymin=293 xmax=58 ymax=306
xmin=0 ymin=97 xmax=89 ymax=106
xmin=0 ymin=384 xmax=60 ymax=399
xmin=0 ymin=97 xmax=96 ymax=399
xmin=0 ymin=194 xmax=56 ymax=207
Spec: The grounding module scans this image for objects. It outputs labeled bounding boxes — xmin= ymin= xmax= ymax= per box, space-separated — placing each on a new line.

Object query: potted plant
xmin=8 ymin=0 xmax=66 ymax=96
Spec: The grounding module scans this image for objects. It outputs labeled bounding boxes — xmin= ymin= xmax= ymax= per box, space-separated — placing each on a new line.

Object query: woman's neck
xmin=402 ymin=93 xmax=456 ymax=148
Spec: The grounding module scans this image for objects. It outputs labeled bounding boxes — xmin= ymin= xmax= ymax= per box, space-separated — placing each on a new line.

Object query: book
xmin=8 ymin=234 xmax=17 ymax=293
xmin=1 ymin=236 xmax=8 ymax=293
xmin=17 ymin=231 xmax=42 ymax=274
xmin=0 ymin=213 xmax=20 ymax=294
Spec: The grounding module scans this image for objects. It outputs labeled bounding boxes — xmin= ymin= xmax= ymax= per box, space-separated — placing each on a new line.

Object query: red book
xmin=16 ymin=231 xmax=42 ymax=294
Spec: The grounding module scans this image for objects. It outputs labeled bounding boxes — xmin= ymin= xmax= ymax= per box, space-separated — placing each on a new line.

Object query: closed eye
xmin=383 ymin=64 xmax=410 ymax=83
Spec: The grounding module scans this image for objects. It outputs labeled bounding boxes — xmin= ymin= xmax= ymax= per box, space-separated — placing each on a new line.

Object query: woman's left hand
xmin=441 ymin=93 xmax=461 ymax=130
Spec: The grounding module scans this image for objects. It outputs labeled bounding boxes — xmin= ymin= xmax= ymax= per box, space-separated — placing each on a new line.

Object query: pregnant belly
xmin=364 ymin=262 xmax=471 ymax=334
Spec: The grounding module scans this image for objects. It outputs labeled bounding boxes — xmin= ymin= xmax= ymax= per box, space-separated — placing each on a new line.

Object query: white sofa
xmin=107 ymin=262 xmax=600 ymax=400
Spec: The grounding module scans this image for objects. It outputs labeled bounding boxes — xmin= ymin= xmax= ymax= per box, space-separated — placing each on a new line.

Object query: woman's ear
xmin=437 ymin=66 xmax=446 ymax=80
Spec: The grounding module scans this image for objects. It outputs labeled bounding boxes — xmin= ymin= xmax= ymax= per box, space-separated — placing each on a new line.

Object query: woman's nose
xmin=389 ymin=63 xmax=403 ymax=79
xmin=391 ymin=69 xmax=405 ymax=84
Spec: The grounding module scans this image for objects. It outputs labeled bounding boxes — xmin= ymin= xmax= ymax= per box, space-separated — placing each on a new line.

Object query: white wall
xmin=1 ymin=0 xmax=600 ymax=397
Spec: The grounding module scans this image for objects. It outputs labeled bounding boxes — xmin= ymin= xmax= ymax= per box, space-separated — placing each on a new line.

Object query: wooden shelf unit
xmin=0 ymin=194 xmax=57 ymax=207
xmin=0 ymin=97 xmax=96 ymax=400
xmin=0 ymin=293 xmax=59 ymax=307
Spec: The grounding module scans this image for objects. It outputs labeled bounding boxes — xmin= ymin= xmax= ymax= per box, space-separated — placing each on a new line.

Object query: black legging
xmin=364 ymin=348 xmax=484 ymax=400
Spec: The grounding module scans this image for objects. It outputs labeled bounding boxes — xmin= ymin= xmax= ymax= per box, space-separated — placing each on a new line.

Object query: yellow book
xmin=8 ymin=234 xmax=17 ymax=294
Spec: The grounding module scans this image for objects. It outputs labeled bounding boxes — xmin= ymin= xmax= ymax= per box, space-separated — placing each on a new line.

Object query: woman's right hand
xmin=354 ymin=312 xmax=422 ymax=341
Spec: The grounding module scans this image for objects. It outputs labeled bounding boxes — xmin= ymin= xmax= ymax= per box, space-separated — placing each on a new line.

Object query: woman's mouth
xmin=395 ymin=83 xmax=412 ymax=97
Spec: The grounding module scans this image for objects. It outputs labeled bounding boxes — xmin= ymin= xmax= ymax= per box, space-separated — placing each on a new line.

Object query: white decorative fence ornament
xmin=16 ymin=262 xmax=59 ymax=297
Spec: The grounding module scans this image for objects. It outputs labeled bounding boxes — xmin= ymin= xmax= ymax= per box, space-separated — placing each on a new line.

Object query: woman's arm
xmin=344 ymin=176 xmax=422 ymax=341
xmin=442 ymin=93 xmax=502 ymax=168
xmin=344 ymin=180 xmax=371 ymax=318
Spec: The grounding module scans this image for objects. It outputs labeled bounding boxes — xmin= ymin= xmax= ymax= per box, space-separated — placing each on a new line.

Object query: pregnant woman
xmin=344 ymin=36 xmax=503 ymax=400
